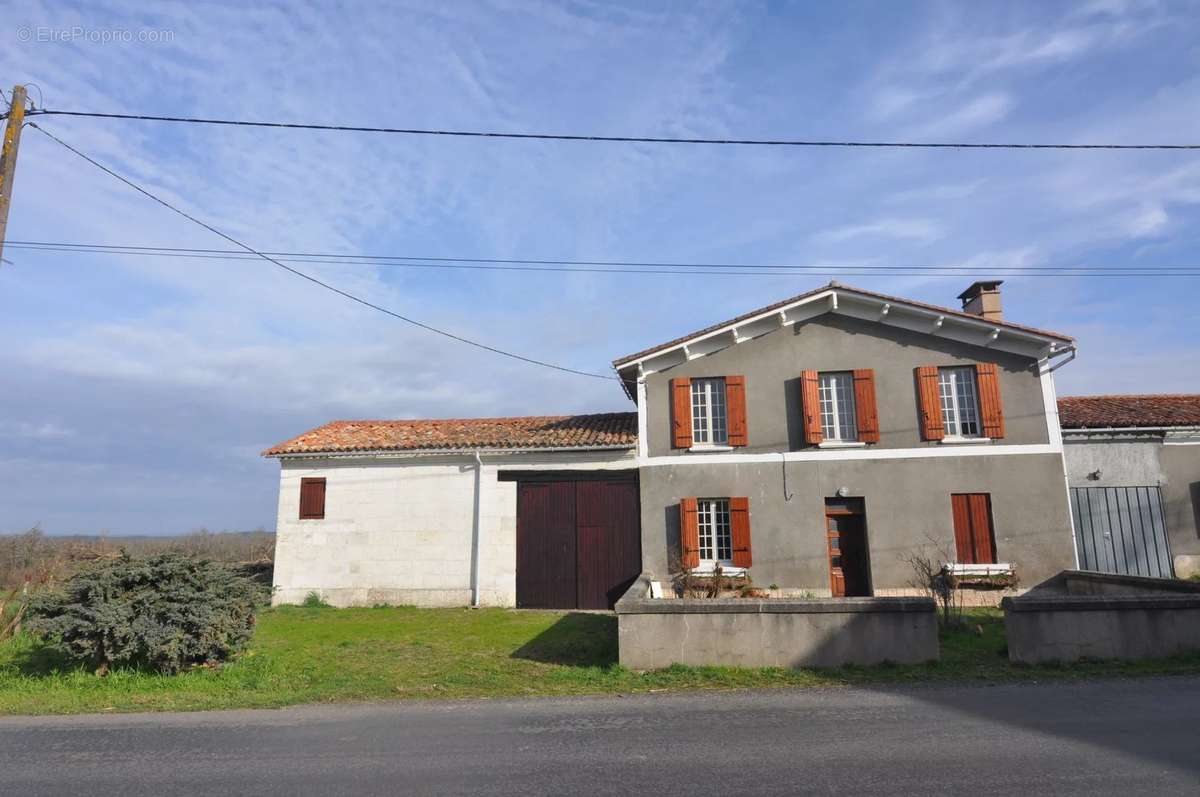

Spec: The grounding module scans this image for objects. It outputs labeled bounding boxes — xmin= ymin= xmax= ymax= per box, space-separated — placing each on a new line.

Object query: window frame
xmin=938 ymin=366 xmax=983 ymax=439
xmin=818 ymin=371 xmax=859 ymax=442
xmin=690 ymin=377 xmax=729 ymax=447
xmin=696 ymin=497 xmax=733 ymax=567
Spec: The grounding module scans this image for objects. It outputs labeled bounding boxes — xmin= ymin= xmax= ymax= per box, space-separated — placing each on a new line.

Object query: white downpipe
xmin=470 ymin=450 xmax=484 ymax=608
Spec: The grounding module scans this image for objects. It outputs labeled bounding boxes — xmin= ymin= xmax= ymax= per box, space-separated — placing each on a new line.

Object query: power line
xmin=26 ymin=122 xmax=619 ymax=381
xmin=8 ymin=241 xmax=1200 ymax=278
xmin=27 ymin=109 xmax=1200 ymax=150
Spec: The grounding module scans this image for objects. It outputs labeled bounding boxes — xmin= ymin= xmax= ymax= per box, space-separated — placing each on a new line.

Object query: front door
xmin=825 ymin=498 xmax=872 ymax=597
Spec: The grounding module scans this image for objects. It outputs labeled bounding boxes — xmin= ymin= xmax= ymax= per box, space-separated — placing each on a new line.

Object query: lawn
xmin=2 ymin=605 xmax=1200 ymax=715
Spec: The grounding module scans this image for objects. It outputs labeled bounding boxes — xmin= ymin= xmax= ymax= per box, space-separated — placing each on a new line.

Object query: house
xmin=1059 ymin=394 xmax=1200 ymax=580
xmin=264 ymin=279 xmax=1081 ymax=607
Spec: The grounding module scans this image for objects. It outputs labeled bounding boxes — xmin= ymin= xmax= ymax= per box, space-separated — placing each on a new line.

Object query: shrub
xmin=301 ymin=591 xmax=331 ymax=608
xmin=25 ymin=552 xmax=270 ymax=675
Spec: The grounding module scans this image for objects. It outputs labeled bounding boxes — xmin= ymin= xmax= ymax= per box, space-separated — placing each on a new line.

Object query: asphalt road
xmin=3 ymin=678 xmax=1199 ymax=795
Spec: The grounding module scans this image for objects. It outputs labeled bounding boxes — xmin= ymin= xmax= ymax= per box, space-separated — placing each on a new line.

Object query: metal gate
xmin=1070 ymin=486 xmax=1173 ymax=578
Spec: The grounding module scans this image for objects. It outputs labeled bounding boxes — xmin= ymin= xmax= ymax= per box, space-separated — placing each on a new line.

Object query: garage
xmin=511 ymin=473 xmax=641 ymax=610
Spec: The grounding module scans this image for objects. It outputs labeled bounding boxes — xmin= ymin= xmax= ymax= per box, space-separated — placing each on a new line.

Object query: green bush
xmin=25 ymin=552 xmax=270 ymax=675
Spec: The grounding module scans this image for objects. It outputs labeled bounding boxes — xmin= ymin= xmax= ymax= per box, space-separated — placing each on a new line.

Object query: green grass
xmin=2 ymin=606 xmax=1199 ymax=715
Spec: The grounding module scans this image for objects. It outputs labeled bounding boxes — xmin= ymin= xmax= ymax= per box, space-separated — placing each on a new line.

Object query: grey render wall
xmin=643 ymin=313 xmax=1050 ymax=457
xmin=639 ymin=452 xmax=1075 ymax=590
xmin=1063 ymin=436 xmax=1200 ymax=572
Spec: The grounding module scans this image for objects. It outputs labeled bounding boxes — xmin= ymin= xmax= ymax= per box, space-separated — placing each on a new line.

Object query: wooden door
xmin=575 ymin=481 xmax=642 ymax=610
xmin=825 ymin=499 xmax=872 ymax=598
xmin=516 ymin=482 xmax=577 ymax=608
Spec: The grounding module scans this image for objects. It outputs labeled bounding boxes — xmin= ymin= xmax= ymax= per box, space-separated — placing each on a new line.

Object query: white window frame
xmin=938 ymin=366 xmax=982 ymax=439
xmin=690 ymin=378 xmax=728 ymax=447
xmin=818 ymin=371 xmax=859 ymax=442
xmin=696 ymin=498 xmax=732 ymax=567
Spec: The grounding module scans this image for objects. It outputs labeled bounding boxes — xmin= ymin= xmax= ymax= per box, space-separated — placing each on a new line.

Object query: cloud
xmin=814 ymin=219 xmax=944 ymax=246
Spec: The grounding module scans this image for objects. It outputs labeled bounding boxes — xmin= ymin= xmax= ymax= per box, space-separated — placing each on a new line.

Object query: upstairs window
xmin=299 ymin=477 xmax=326 ymax=520
xmin=697 ymin=498 xmax=732 ymax=565
xmin=938 ymin=366 xmax=981 ymax=438
xmin=818 ymin=372 xmax=858 ymax=441
xmin=691 ymin=377 xmax=728 ymax=446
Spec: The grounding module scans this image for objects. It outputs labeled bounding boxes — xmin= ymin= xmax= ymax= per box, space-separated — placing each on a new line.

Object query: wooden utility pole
xmin=0 ymin=85 xmax=28 ymax=267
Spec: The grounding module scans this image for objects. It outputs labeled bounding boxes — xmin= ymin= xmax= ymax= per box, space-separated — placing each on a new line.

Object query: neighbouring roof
xmin=612 ymin=281 xmax=1074 ymax=369
xmin=1058 ymin=395 xmax=1200 ymax=429
xmin=262 ymin=412 xmax=639 ymax=456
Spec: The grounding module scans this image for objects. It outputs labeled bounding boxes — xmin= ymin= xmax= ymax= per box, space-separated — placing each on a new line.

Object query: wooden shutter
xmin=974 ymin=363 xmax=1005 ymax=439
xmin=680 ymin=497 xmax=700 ymax=569
xmin=852 ymin=369 xmax=880 ymax=443
xmin=951 ymin=493 xmax=997 ymax=564
xmin=801 ymin=370 xmax=823 ymax=445
xmin=730 ymin=497 xmax=752 ymax=568
xmin=915 ymin=366 xmax=945 ymax=441
xmin=725 ymin=375 xmax=748 ymax=447
xmin=670 ymin=377 xmax=693 ymax=448
xmin=299 ymin=477 xmax=326 ymax=520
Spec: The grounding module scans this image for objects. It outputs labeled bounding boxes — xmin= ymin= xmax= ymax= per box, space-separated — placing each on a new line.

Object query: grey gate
xmin=1070 ymin=486 xmax=1173 ymax=578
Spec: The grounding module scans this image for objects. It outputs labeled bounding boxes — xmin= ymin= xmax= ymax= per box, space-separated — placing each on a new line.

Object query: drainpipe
xmin=470 ymin=451 xmax=484 ymax=608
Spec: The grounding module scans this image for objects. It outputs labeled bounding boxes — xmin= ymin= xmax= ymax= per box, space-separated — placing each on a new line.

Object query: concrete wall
xmin=271 ymin=449 xmax=636 ymax=607
xmin=639 ymin=453 xmax=1076 ymax=591
xmin=1063 ymin=434 xmax=1200 ymax=576
xmin=616 ymin=576 xmax=937 ymax=668
xmin=643 ymin=314 xmax=1050 ymax=457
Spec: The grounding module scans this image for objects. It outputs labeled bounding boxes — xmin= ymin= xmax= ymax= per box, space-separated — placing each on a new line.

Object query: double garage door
xmin=515 ymin=475 xmax=641 ymax=610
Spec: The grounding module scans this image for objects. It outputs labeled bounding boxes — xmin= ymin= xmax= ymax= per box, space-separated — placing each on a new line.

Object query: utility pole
xmin=0 ymin=85 xmax=28 ymax=267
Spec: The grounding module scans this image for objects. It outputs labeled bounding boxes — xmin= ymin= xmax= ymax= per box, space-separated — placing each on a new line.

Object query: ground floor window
xmin=697 ymin=498 xmax=732 ymax=565
xmin=951 ymin=493 xmax=996 ymax=564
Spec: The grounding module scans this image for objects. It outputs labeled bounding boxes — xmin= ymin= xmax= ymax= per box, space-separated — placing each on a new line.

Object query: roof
xmin=1058 ymin=395 xmax=1200 ymax=429
xmin=262 ymin=412 xmax=638 ymax=456
xmin=612 ymin=281 xmax=1073 ymax=368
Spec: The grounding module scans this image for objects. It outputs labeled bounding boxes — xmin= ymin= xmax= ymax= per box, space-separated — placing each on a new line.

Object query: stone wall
xmin=615 ymin=574 xmax=938 ymax=669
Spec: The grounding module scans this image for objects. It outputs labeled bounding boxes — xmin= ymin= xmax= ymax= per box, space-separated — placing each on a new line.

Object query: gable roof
xmin=1058 ymin=395 xmax=1200 ymax=429
xmin=612 ymin=281 xmax=1074 ymax=370
xmin=262 ymin=412 xmax=638 ymax=456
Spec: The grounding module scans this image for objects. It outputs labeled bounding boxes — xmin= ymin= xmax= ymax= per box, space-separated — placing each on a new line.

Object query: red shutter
xmin=299 ymin=477 xmax=326 ymax=520
xmin=670 ymin=378 xmax=693 ymax=449
xmin=951 ymin=493 xmax=997 ymax=564
xmin=852 ymin=369 xmax=880 ymax=443
xmin=801 ymin=370 xmax=823 ymax=445
xmin=915 ymin=366 xmax=945 ymax=441
xmin=725 ymin=375 xmax=748 ymax=447
xmin=975 ymin=363 xmax=1005 ymax=439
xmin=680 ymin=497 xmax=700 ymax=569
xmin=730 ymin=497 xmax=752 ymax=568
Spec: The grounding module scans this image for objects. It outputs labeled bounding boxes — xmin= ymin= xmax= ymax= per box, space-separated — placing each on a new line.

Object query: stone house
xmin=264 ymin=280 xmax=1084 ymax=607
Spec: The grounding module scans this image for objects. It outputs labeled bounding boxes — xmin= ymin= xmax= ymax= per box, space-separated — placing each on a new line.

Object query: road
xmin=3 ymin=678 xmax=1199 ymax=795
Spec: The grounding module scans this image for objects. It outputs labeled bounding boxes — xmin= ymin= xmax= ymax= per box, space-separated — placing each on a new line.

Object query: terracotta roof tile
xmin=613 ymin=281 xmax=1073 ymax=368
xmin=1058 ymin=394 xmax=1200 ymax=429
xmin=263 ymin=412 xmax=638 ymax=456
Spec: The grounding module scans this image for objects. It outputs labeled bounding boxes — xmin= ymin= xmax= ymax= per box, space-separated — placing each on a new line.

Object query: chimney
xmin=957 ymin=280 xmax=1003 ymax=321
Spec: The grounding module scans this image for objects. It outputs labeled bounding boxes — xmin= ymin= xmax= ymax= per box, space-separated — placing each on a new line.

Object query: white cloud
xmin=814 ymin=219 xmax=944 ymax=246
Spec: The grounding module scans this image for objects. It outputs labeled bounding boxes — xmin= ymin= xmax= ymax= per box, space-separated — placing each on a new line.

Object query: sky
xmin=1 ymin=0 xmax=1199 ymax=535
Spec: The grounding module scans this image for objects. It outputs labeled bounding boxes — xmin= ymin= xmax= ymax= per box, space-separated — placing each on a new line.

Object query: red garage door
xmin=515 ymin=476 xmax=641 ymax=610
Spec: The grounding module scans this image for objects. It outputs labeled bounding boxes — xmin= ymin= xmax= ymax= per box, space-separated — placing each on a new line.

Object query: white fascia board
xmin=272 ymin=445 xmax=638 ymax=460
xmin=639 ymin=442 xmax=1060 ymax=467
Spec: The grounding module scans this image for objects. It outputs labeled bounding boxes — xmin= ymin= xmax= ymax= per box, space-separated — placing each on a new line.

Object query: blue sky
xmin=1 ymin=0 xmax=1198 ymax=535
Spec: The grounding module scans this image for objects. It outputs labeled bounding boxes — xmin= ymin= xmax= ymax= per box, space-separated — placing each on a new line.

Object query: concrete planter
xmin=1003 ymin=571 xmax=1200 ymax=664
xmin=614 ymin=573 xmax=939 ymax=669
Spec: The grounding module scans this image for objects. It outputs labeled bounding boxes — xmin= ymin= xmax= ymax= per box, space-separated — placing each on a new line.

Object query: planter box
xmin=614 ymin=574 xmax=938 ymax=669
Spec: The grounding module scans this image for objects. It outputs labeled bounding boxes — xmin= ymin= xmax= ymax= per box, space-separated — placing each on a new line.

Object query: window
xmin=697 ymin=498 xmax=732 ymax=565
xmin=938 ymin=366 xmax=981 ymax=437
xmin=690 ymin=378 xmax=728 ymax=445
xmin=951 ymin=493 xmax=996 ymax=564
xmin=299 ymin=477 xmax=326 ymax=519
xmin=818 ymin=372 xmax=858 ymax=441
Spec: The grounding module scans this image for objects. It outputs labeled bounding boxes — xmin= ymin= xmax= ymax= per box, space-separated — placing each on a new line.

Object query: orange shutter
xmin=680 ymin=497 xmax=700 ymax=569
xmin=730 ymin=497 xmax=752 ymax=567
xmin=725 ymin=375 xmax=748 ymax=447
xmin=801 ymin=370 xmax=823 ymax=445
xmin=852 ymin=369 xmax=880 ymax=443
xmin=670 ymin=377 xmax=692 ymax=448
xmin=975 ymin=363 xmax=1005 ymax=439
xmin=968 ymin=494 xmax=997 ymax=564
xmin=915 ymin=366 xmax=945 ymax=441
